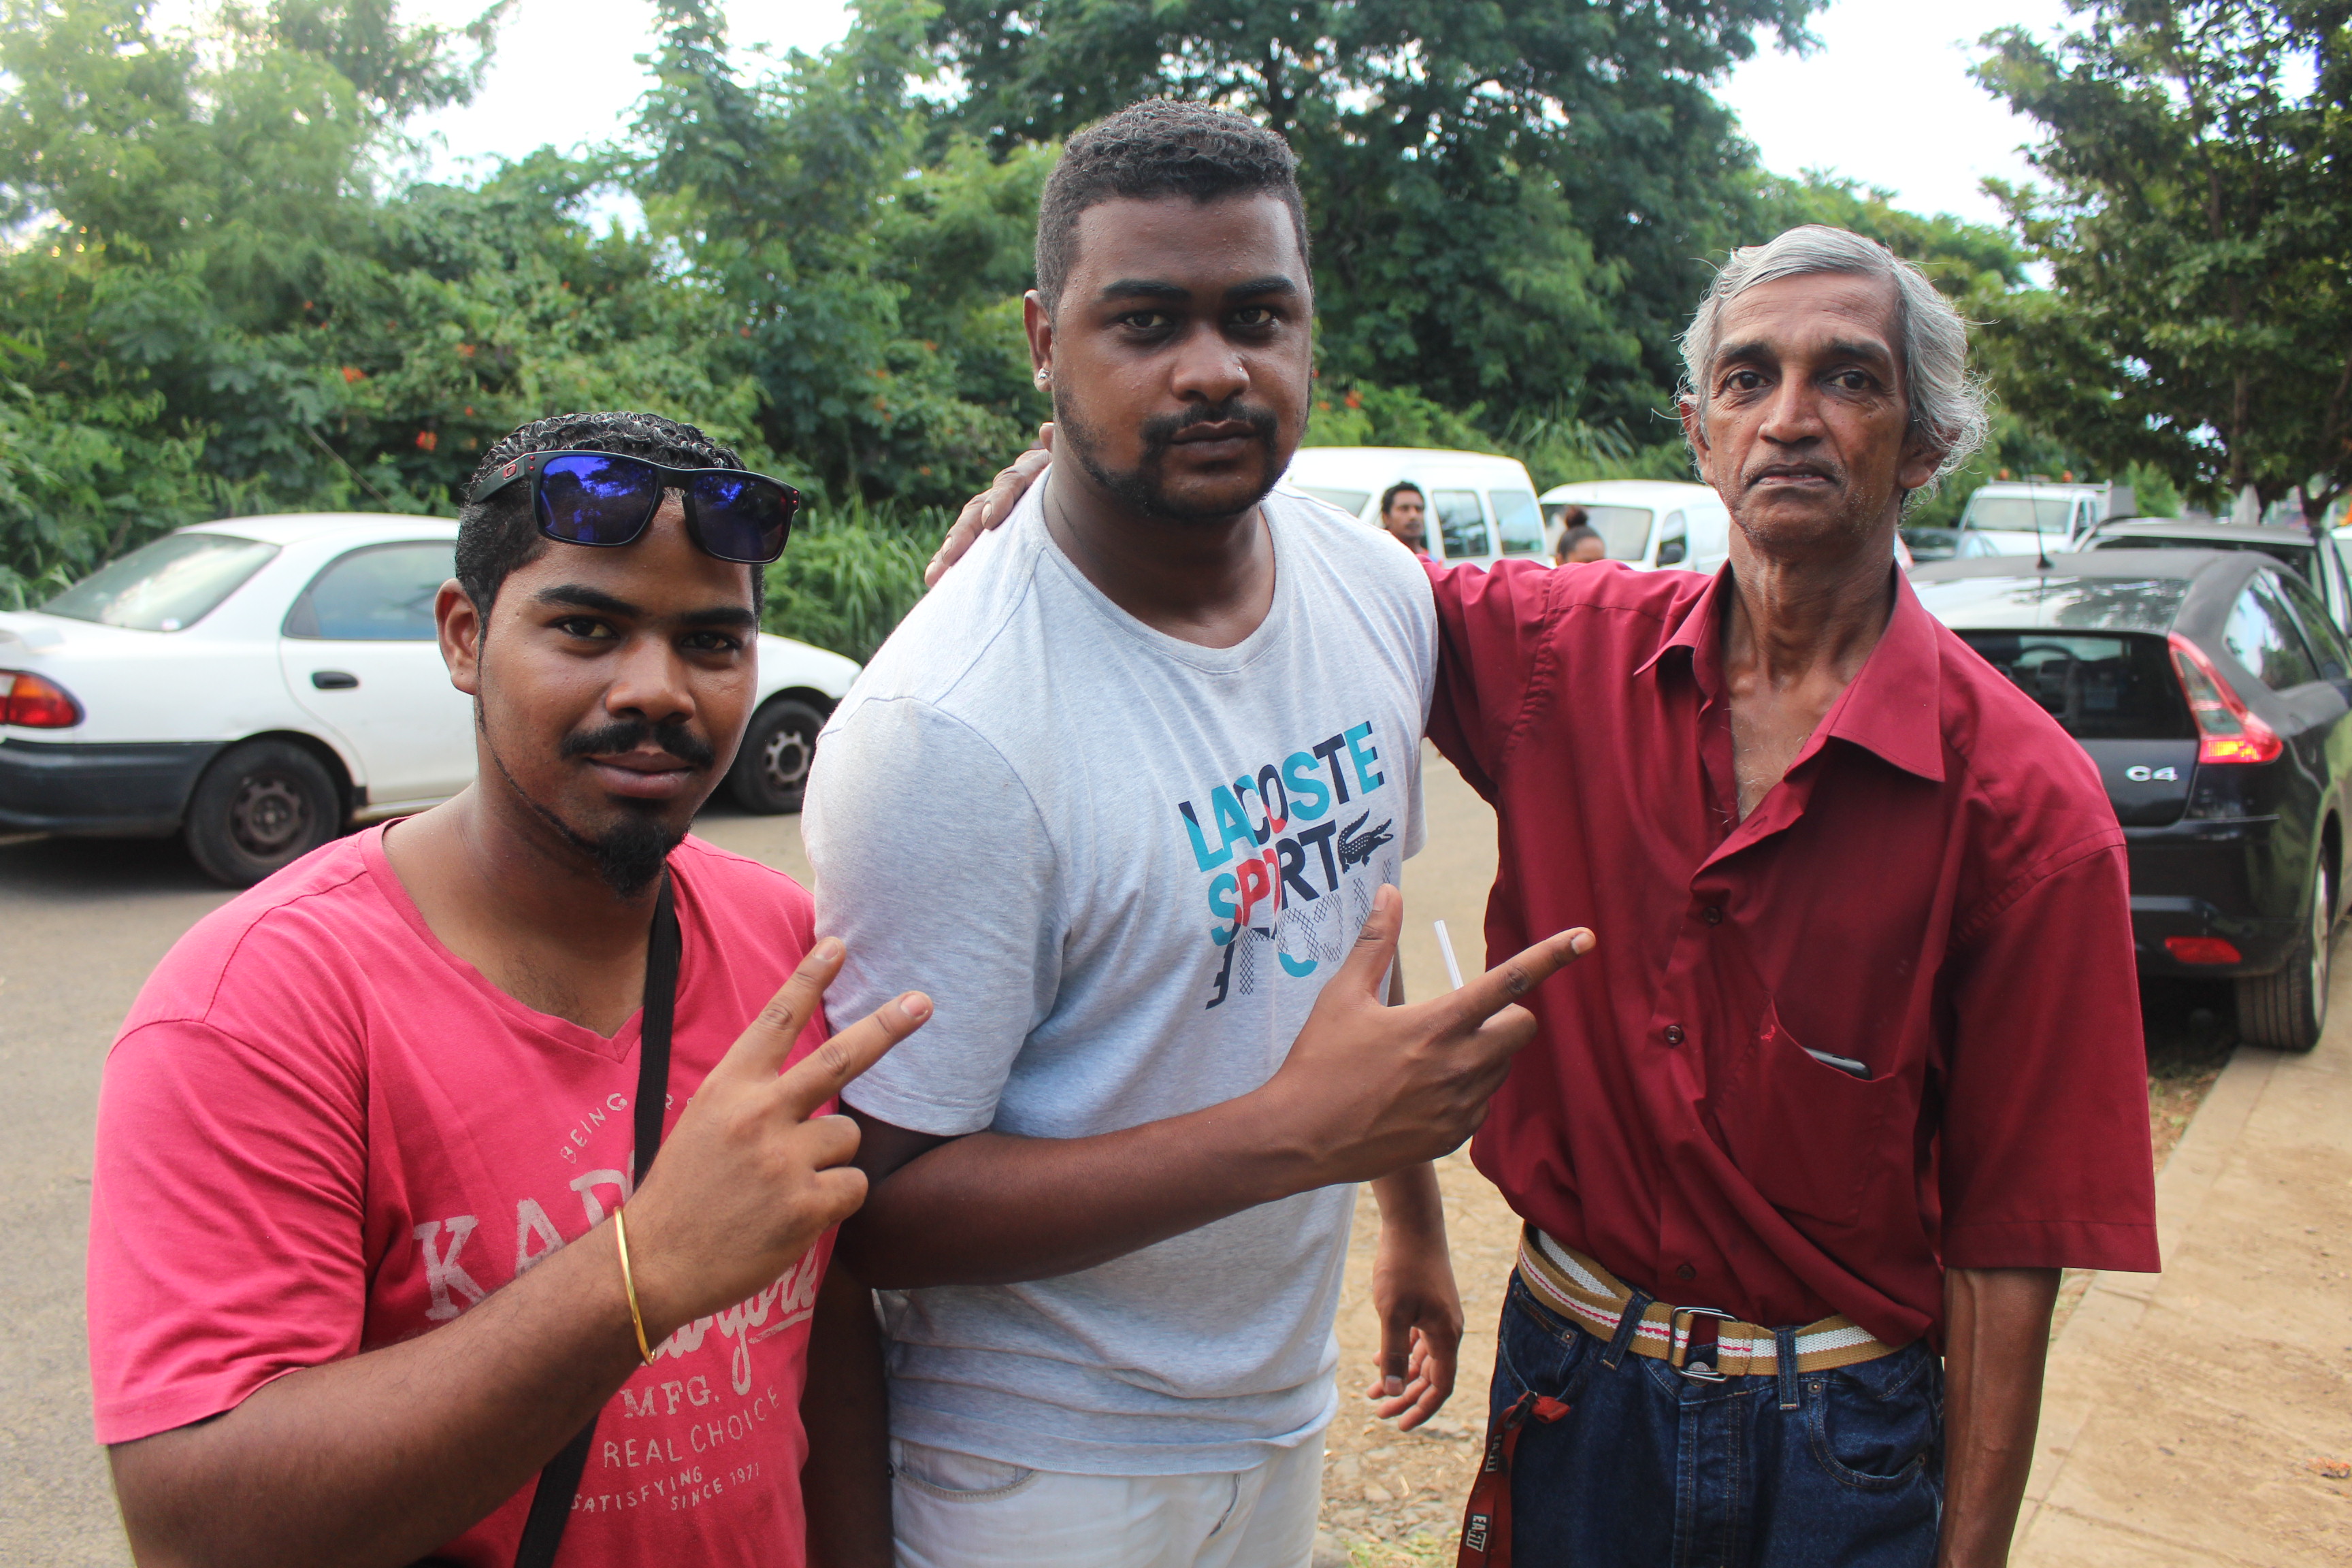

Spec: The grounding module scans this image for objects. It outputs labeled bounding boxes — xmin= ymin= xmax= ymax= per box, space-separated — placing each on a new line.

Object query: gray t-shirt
xmin=803 ymin=480 xmax=1437 ymax=1474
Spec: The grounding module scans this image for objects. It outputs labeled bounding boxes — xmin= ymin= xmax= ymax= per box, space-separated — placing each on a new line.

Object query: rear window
xmin=1580 ymin=506 xmax=1654 ymax=561
xmin=43 ymin=532 xmax=279 ymax=632
xmin=1954 ymin=631 xmax=2193 ymax=740
xmin=2089 ymin=533 xmax=2313 ymax=585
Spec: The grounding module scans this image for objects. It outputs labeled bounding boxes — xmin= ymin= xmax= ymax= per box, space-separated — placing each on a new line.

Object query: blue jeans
xmin=1486 ymin=1275 xmax=1944 ymax=1567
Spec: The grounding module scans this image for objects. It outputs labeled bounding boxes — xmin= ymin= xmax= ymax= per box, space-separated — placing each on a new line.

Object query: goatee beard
xmin=1056 ymin=395 xmax=1282 ymax=524
xmin=573 ymin=806 xmax=680 ymax=898
xmin=485 ymin=736 xmax=686 ymax=897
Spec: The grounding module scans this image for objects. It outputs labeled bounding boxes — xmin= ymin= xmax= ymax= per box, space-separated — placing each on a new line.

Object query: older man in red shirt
xmin=1433 ymin=226 xmax=2157 ymax=1568
xmin=939 ymin=223 xmax=2157 ymax=1567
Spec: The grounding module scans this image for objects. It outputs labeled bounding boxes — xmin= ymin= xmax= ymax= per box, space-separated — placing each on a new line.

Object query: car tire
xmin=728 ymin=698 xmax=827 ymax=815
xmin=2236 ymin=862 xmax=2334 ymax=1053
xmin=183 ymin=740 xmax=341 ymax=888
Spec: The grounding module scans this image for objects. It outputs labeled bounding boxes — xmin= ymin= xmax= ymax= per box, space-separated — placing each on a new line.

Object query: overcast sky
xmin=356 ymin=0 xmax=2080 ymax=229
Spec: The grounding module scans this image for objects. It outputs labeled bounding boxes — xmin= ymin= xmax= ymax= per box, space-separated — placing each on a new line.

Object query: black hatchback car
xmin=1914 ymin=549 xmax=2352 ymax=1050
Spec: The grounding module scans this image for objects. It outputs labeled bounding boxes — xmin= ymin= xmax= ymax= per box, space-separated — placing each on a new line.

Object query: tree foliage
xmin=923 ymin=0 xmax=1820 ymax=423
xmin=1976 ymin=0 xmax=2352 ymax=513
xmin=10 ymin=0 xmax=2313 ymax=651
xmin=0 ymin=0 xmax=764 ymax=602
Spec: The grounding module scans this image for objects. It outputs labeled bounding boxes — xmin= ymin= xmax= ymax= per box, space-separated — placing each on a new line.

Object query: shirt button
xmin=1702 ymin=905 xmax=1724 ymax=926
xmin=1676 ymin=1263 xmax=1697 ymax=1281
xmin=1663 ymin=1024 xmax=1686 ymax=1047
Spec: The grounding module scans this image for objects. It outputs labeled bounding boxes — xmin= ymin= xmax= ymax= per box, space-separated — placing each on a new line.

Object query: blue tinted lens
xmin=689 ymin=472 xmax=794 ymax=562
xmin=538 ymin=454 xmax=660 ymax=544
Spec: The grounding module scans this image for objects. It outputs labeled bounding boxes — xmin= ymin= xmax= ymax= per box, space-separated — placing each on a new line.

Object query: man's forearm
xmin=840 ymin=1095 xmax=1324 ymax=1288
xmin=801 ymin=1259 xmax=892 ymax=1568
xmin=1937 ymin=1265 xmax=2061 ymax=1568
xmin=838 ymin=896 xmax=1589 ymax=1290
xmin=112 ymin=1219 xmax=645 ymax=1568
xmin=1370 ymin=1160 xmax=1445 ymax=1241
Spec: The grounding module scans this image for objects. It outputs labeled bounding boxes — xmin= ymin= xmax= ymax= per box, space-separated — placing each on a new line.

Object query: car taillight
xmin=2164 ymin=935 xmax=2242 ymax=964
xmin=0 ymin=669 xmax=83 ymax=728
xmin=2168 ymin=633 xmax=2281 ymax=765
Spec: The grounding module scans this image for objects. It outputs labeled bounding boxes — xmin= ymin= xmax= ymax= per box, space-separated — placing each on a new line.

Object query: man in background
xmin=1381 ymin=480 xmax=1429 ymax=555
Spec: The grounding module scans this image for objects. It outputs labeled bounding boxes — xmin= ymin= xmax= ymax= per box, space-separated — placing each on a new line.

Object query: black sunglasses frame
xmin=469 ymin=449 xmax=803 ymax=565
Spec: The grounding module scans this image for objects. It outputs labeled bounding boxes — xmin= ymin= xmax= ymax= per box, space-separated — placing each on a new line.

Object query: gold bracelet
xmin=613 ymin=1205 xmax=654 ymax=1365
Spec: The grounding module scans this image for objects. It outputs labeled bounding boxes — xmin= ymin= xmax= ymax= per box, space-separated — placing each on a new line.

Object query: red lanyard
xmin=1456 ymin=1390 xmax=1571 ymax=1567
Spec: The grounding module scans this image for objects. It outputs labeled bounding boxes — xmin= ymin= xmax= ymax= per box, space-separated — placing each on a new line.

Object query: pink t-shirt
xmin=88 ymin=825 xmax=832 ymax=1566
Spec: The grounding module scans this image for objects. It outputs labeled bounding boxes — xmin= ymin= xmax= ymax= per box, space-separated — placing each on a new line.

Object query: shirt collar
xmin=1639 ymin=560 xmax=1946 ymax=785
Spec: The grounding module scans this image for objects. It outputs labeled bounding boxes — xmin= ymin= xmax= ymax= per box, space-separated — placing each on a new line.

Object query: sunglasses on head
xmin=470 ymin=450 xmax=802 ymax=565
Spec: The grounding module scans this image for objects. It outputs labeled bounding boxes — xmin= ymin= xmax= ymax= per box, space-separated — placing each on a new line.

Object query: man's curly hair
xmin=455 ymin=411 xmax=760 ymax=617
xmin=1034 ymin=99 xmax=1309 ymax=312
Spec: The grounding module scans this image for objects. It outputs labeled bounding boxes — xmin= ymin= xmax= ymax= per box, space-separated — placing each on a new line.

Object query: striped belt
xmin=1514 ymin=1226 xmax=1901 ymax=1381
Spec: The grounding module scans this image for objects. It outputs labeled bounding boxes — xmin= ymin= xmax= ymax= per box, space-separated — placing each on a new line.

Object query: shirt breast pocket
xmin=1714 ymin=998 xmax=1891 ymax=1230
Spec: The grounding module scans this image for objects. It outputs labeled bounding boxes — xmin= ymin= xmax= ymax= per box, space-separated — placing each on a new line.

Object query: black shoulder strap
xmin=511 ymin=873 xmax=681 ymax=1568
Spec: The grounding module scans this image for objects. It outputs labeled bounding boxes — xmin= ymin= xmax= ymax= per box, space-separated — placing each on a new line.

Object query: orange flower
xmin=414 ymin=431 xmax=438 ymax=453
xmin=456 ymin=343 xmax=475 ymax=359
xmin=1344 ymin=389 xmax=1362 ymax=410
xmin=341 ymin=365 xmax=365 ymax=383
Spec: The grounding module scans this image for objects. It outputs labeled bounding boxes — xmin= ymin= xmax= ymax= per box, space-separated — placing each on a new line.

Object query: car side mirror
xmin=1656 ymin=538 xmax=1687 ymax=566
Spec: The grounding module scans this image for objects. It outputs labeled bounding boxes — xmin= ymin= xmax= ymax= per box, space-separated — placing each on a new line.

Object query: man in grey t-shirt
xmin=805 ymin=102 xmax=1589 ymax=1567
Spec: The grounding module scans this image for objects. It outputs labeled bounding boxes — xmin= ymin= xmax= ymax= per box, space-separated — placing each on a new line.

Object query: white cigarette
xmin=1433 ymin=919 xmax=1465 ymax=990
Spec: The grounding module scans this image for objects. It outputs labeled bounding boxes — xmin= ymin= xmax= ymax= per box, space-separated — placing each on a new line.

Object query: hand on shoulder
xmin=928 ymin=424 xmax=1054 ymax=586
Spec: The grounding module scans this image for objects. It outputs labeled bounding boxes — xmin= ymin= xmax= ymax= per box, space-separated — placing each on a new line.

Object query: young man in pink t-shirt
xmin=86 ymin=412 xmax=927 ymax=1567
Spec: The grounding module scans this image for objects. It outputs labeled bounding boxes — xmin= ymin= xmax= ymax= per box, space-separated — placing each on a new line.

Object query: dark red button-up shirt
xmin=1428 ymin=559 xmax=2160 ymax=1347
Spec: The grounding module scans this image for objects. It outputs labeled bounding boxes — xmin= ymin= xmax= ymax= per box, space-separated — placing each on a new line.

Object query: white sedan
xmin=0 ymin=513 xmax=860 ymax=885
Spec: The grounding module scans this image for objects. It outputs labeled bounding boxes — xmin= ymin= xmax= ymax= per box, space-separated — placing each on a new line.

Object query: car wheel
xmin=728 ymin=698 xmax=827 ymax=815
xmin=2236 ymin=862 xmax=2334 ymax=1053
xmin=183 ymin=740 xmax=341 ymax=888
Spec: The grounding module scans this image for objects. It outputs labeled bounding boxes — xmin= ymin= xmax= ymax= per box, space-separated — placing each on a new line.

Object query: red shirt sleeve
xmin=88 ymin=1015 xmax=372 ymax=1443
xmin=1937 ymin=839 xmax=2161 ymax=1273
xmin=1424 ymin=559 xmax=1559 ymax=801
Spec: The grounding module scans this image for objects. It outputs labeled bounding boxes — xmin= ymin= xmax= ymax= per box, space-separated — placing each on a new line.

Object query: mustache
xmin=1136 ymin=399 xmax=1280 ymax=460
xmin=559 ymin=717 xmax=717 ymax=770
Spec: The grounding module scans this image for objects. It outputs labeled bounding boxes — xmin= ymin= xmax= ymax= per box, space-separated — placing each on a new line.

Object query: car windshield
xmin=42 ymin=532 xmax=280 ymax=632
xmin=1963 ymin=495 xmax=2076 ymax=536
xmin=1296 ymin=485 xmax=1370 ymax=517
xmin=1580 ymin=505 xmax=1654 ymax=560
xmin=1951 ymin=630 xmax=2193 ymax=740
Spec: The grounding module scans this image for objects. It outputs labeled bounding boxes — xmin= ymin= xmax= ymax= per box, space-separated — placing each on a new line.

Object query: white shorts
xmin=890 ymin=1433 xmax=1326 ymax=1568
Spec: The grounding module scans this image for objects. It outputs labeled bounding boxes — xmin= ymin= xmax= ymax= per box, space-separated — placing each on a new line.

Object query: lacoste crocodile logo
xmin=1338 ymin=811 xmax=1394 ymax=871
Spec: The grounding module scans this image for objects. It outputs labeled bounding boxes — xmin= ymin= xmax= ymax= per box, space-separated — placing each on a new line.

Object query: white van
xmin=1280 ymin=447 xmax=1546 ymax=570
xmin=1538 ymin=480 xmax=1732 ymax=574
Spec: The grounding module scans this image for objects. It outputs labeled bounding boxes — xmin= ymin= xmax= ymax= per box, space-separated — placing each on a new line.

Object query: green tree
xmin=0 ymin=0 xmax=781 ymax=592
xmin=626 ymin=0 xmax=1051 ymax=510
xmin=918 ymin=0 xmax=1820 ymax=426
xmin=1975 ymin=0 xmax=2352 ymax=514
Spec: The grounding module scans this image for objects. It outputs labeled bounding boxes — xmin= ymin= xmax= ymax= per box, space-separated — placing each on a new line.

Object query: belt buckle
xmin=1670 ymin=1305 xmax=1737 ymax=1382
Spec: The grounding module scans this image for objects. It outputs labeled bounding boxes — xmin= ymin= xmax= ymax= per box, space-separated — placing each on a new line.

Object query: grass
xmin=762 ymin=497 xmax=951 ymax=664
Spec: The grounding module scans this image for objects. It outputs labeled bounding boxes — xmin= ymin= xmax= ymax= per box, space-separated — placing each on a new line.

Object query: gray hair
xmin=1678 ymin=225 xmax=1988 ymax=492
